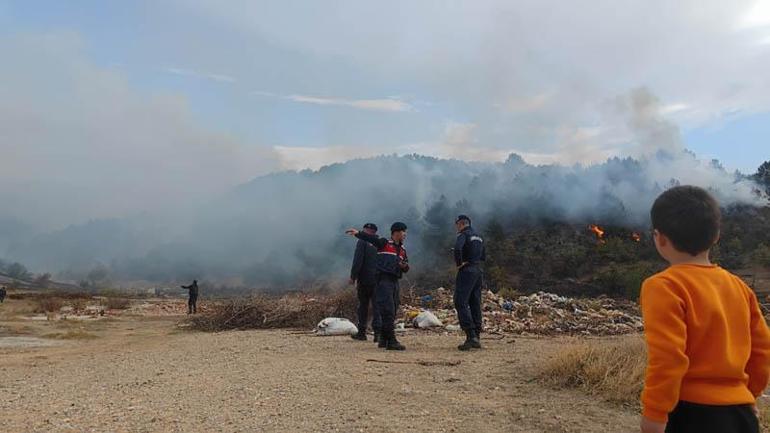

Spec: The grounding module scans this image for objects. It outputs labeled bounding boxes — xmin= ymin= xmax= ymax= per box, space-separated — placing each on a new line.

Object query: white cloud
xmin=660 ymin=103 xmax=691 ymax=115
xmin=254 ymin=91 xmax=414 ymax=112
xmin=163 ymin=66 xmax=236 ymax=83
xmin=740 ymin=0 xmax=770 ymax=28
xmin=288 ymin=95 xmax=413 ymax=112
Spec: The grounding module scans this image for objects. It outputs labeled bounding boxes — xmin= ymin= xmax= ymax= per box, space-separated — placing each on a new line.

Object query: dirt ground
xmin=0 ymin=298 xmax=641 ymax=433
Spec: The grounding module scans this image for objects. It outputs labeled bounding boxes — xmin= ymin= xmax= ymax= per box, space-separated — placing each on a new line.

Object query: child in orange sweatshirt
xmin=640 ymin=185 xmax=770 ymax=433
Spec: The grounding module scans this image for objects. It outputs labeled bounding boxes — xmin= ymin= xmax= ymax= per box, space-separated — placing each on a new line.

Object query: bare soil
xmin=0 ymin=298 xmax=641 ymax=433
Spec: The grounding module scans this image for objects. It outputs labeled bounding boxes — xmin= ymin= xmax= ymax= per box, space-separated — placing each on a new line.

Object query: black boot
xmin=458 ymin=329 xmax=481 ymax=351
xmin=373 ymin=330 xmax=381 ymax=344
xmin=351 ymin=329 xmax=367 ymax=341
xmin=470 ymin=329 xmax=481 ymax=349
xmin=386 ymin=331 xmax=406 ymax=351
xmin=378 ymin=330 xmax=387 ymax=348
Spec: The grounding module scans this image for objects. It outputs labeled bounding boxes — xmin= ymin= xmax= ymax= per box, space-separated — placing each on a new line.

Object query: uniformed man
xmin=0 ymin=285 xmax=6 ymax=303
xmin=181 ymin=280 xmax=199 ymax=314
xmin=346 ymin=222 xmax=409 ymax=351
xmin=349 ymin=222 xmax=381 ymax=342
xmin=453 ymin=215 xmax=485 ymax=351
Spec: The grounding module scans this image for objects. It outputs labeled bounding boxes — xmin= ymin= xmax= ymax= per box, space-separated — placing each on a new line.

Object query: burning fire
xmin=588 ymin=224 xmax=605 ymax=239
xmin=588 ymin=224 xmax=605 ymax=243
xmin=632 ymin=232 xmax=641 ymax=242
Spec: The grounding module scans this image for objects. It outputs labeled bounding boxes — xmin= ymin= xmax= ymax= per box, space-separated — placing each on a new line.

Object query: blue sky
xmin=1 ymin=1 xmax=769 ymax=227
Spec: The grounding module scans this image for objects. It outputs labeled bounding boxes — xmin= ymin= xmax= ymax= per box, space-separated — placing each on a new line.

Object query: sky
xmin=1 ymin=0 xmax=769 ymax=229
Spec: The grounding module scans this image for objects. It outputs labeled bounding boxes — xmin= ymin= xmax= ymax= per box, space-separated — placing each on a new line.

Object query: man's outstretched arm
xmin=345 ymin=228 xmax=387 ymax=248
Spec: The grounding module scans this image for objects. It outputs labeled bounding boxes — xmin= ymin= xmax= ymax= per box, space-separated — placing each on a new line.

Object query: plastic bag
xmin=316 ymin=317 xmax=358 ymax=336
xmin=413 ymin=310 xmax=443 ymax=328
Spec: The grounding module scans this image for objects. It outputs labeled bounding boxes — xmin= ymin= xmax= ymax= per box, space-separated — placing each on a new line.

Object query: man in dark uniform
xmin=181 ymin=280 xmax=199 ymax=314
xmin=0 ymin=285 xmax=6 ymax=303
xmin=346 ymin=222 xmax=409 ymax=351
xmin=349 ymin=223 xmax=381 ymax=342
xmin=453 ymin=215 xmax=485 ymax=351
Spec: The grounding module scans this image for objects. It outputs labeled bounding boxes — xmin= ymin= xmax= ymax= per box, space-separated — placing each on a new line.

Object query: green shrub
xmin=593 ymin=262 xmax=659 ymax=299
xmin=752 ymin=243 xmax=770 ymax=267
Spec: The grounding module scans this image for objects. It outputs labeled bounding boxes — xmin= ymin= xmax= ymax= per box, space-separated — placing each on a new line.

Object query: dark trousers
xmin=188 ymin=295 xmax=198 ymax=314
xmin=356 ymin=283 xmax=381 ymax=332
xmin=665 ymin=401 xmax=758 ymax=433
xmin=454 ymin=267 xmax=483 ymax=331
xmin=375 ymin=275 xmax=400 ymax=336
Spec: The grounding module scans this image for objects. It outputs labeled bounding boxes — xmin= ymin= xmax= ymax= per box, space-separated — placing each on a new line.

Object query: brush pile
xmin=188 ymin=290 xmax=358 ymax=332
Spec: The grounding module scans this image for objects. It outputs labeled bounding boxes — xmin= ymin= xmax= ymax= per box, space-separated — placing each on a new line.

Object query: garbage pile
xmin=128 ymin=300 xmax=190 ymax=316
xmin=400 ymin=289 xmax=643 ymax=336
xmin=188 ymin=287 xmax=642 ymax=336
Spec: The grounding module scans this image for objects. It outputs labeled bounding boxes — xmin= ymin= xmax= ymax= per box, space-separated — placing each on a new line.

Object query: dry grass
xmin=188 ymin=290 xmax=358 ymax=332
xmin=33 ymin=297 xmax=64 ymax=313
xmin=43 ymin=329 xmax=98 ymax=340
xmin=10 ymin=291 xmax=92 ymax=301
xmin=102 ymin=297 xmax=131 ymax=310
xmin=538 ymin=336 xmax=646 ymax=405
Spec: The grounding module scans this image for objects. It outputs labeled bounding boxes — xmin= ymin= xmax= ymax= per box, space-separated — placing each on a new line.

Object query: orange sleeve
xmin=745 ymin=289 xmax=770 ymax=397
xmin=640 ymin=276 xmax=689 ymax=423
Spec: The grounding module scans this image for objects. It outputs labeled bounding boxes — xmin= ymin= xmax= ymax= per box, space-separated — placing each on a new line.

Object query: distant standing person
xmin=181 ymin=280 xmax=199 ymax=314
xmin=0 ymin=286 xmax=6 ymax=303
xmin=346 ymin=222 xmax=409 ymax=351
xmin=349 ymin=223 xmax=382 ymax=342
xmin=453 ymin=215 xmax=485 ymax=351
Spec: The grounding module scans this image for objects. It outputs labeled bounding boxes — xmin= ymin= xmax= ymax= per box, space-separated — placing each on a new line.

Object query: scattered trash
xmin=315 ymin=317 xmax=358 ymax=336
xmin=420 ymin=295 xmax=433 ymax=308
xmin=403 ymin=290 xmax=642 ymax=336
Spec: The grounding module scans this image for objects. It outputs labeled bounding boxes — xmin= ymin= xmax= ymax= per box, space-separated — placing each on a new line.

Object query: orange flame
xmin=588 ymin=224 xmax=605 ymax=239
xmin=632 ymin=232 xmax=641 ymax=242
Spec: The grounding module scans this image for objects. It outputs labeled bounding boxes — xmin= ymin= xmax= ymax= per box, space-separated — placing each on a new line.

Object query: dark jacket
xmin=350 ymin=239 xmax=378 ymax=286
xmin=454 ymin=226 xmax=485 ymax=269
xmin=355 ymin=232 xmax=409 ymax=279
xmin=181 ymin=282 xmax=199 ymax=297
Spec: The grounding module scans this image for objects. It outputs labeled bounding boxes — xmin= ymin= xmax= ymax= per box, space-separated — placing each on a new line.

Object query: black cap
xmin=455 ymin=214 xmax=471 ymax=224
xmin=363 ymin=223 xmax=378 ymax=232
xmin=390 ymin=222 xmax=407 ymax=233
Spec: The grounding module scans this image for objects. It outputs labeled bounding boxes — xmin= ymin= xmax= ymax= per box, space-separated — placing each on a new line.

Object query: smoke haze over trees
xmin=1 ymin=151 xmax=766 ymax=293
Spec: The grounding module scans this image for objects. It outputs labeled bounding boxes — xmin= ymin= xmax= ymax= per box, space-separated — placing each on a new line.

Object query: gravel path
xmin=0 ymin=316 xmax=639 ymax=432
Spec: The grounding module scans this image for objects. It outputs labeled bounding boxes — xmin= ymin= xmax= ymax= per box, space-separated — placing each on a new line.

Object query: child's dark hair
xmin=650 ymin=185 xmax=721 ymax=256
